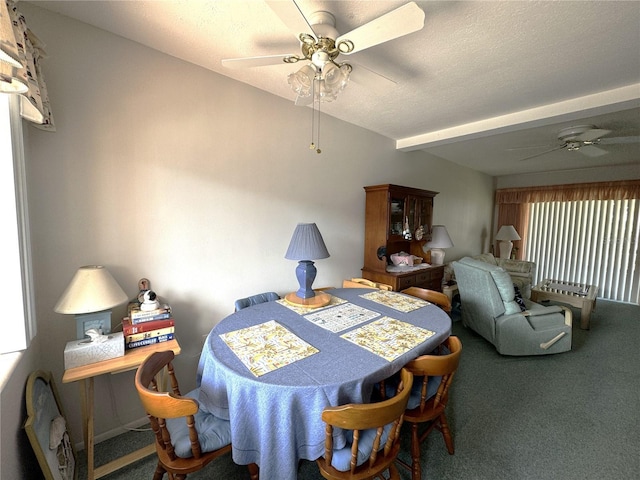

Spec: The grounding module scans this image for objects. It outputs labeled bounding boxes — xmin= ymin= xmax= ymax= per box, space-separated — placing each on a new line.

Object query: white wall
xmin=2 ymin=5 xmax=494 ymax=478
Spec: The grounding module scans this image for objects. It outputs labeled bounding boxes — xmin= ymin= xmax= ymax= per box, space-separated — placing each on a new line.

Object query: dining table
xmin=196 ymin=287 xmax=452 ymax=480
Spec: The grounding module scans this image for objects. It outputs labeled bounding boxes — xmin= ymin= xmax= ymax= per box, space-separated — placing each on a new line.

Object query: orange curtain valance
xmin=496 ymin=180 xmax=640 ymax=204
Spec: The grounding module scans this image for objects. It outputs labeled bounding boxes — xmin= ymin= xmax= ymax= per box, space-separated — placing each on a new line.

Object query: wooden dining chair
xmin=343 ymin=278 xmax=393 ymax=291
xmin=135 ymin=350 xmax=258 ymax=480
xmin=397 ymin=336 xmax=462 ymax=480
xmin=401 ymin=286 xmax=452 ymax=313
xmin=316 ymin=368 xmax=413 ymax=480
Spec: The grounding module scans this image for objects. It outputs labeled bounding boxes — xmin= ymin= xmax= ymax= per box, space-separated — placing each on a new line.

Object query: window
xmin=0 ymin=94 xmax=36 ymax=355
xmin=526 ymin=199 xmax=640 ymax=303
xmin=496 ymin=181 xmax=640 ymax=305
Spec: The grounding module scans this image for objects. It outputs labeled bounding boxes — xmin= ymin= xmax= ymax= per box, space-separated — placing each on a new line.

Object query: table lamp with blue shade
xmin=284 ymin=222 xmax=332 ymax=308
xmin=54 ymin=265 xmax=128 ymax=339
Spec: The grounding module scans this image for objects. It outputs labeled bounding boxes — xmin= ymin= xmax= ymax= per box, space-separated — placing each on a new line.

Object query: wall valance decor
xmin=495 ymin=180 xmax=640 ymax=205
xmin=1 ymin=0 xmax=54 ymax=130
xmin=494 ymin=180 xmax=640 ymax=260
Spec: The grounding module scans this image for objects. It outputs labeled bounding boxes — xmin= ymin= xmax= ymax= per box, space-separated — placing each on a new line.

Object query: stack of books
xmin=123 ymin=304 xmax=174 ymax=350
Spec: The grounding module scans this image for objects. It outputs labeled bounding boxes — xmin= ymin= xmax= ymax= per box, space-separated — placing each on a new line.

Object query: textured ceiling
xmin=30 ymin=0 xmax=640 ymax=176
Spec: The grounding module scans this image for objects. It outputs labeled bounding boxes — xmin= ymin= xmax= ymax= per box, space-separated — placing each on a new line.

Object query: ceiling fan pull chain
xmin=309 ymin=75 xmax=321 ymax=154
xmin=315 ymin=86 xmax=321 ymax=154
xmin=310 ymin=76 xmax=316 ymax=151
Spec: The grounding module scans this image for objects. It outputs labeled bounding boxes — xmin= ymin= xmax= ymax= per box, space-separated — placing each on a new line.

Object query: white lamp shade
xmin=285 ymin=223 xmax=330 ymax=261
xmin=424 ymin=225 xmax=454 ymax=249
xmin=495 ymin=225 xmax=521 ymax=241
xmin=54 ymin=265 xmax=128 ymax=314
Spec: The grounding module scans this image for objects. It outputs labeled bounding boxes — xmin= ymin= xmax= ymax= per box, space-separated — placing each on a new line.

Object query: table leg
xmin=79 ymin=378 xmax=96 ymax=480
xmin=580 ymin=301 xmax=593 ymax=330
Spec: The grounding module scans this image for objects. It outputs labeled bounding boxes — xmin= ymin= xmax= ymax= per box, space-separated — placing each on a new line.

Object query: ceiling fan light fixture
xmin=336 ymin=39 xmax=354 ymax=54
xmin=322 ymin=62 xmax=351 ymax=94
xmin=288 ymin=64 xmax=317 ymax=97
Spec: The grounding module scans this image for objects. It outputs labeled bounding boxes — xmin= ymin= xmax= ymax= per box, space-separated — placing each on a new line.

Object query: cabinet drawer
xmin=398 ymin=276 xmax=415 ymax=290
xmin=415 ymin=272 xmax=433 ymax=284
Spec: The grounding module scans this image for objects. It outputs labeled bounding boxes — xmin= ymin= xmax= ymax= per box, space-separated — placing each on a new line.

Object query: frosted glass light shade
xmin=54 ymin=265 xmax=128 ymax=314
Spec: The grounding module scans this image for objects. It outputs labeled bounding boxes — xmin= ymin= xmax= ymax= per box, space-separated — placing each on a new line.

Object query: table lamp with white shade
xmin=423 ymin=225 xmax=454 ymax=265
xmin=495 ymin=225 xmax=521 ymax=259
xmin=284 ymin=223 xmax=331 ymax=308
xmin=54 ymin=265 xmax=128 ymax=339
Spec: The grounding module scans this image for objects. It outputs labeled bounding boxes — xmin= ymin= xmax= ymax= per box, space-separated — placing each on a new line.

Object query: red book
xmin=122 ymin=317 xmax=175 ymax=335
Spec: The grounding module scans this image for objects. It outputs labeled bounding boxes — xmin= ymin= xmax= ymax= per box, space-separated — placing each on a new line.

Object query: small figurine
xmin=402 ymin=216 xmax=413 ymax=240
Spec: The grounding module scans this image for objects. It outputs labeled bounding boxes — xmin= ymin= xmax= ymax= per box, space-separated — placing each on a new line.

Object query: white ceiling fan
xmin=221 ymin=1 xmax=426 ymax=105
xmin=516 ymin=125 xmax=640 ymax=161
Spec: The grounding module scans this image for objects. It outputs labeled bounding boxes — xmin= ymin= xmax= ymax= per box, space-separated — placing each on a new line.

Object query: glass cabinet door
xmin=416 ymin=196 xmax=433 ymax=241
xmin=389 ymin=196 xmax=405 ymax=237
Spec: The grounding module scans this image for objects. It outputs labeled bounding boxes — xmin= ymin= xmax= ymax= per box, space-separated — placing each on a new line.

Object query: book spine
xmin=125 ymin=327 xmax=175 ymax=343
xmin=130 ymin=305 xmax=172 ymax=320
xmin=130 ymin=312 xmax=172 ymax=324
xmin=125 ymin=333 xmax=174 ymax=349
xmin=123 ymin=318 xmax=174 ymax=335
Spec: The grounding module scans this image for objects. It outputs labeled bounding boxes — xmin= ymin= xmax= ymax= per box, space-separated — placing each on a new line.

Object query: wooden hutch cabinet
xmin=361 ymin=184 xmax=445 ymax=292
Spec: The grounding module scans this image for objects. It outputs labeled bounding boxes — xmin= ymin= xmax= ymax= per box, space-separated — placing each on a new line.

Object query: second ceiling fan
xmin=517 ymin=125 xmax=640 ymax=161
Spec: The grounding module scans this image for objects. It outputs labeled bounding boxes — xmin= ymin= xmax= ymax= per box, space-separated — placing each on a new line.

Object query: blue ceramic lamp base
xmin=284 ymin=260 xmax=331 ymax=308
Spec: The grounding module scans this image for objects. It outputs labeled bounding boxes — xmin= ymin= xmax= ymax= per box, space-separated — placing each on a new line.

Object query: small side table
xmin=62 ymin=338 xmax=181 ymax=480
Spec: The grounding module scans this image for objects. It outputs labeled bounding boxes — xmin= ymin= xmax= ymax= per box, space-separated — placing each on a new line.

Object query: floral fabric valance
xmin=1 ymin=0 xmax=54 ymax=130
xmin=496 ymin=180 xmax=640 ymax=204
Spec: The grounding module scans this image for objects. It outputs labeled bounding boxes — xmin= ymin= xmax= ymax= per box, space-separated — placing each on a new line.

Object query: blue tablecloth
xmin=196 ymin=288 xmax=451 ymax=480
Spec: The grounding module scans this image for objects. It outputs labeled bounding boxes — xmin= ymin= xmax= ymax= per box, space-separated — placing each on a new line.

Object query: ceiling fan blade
xmin=577 ymin=128 xmax=611 ymax=142
xmin=580 ymin=145 xmax=608 ymax=157
xmin=265 ymin=0 xmax=317 ymax=41
xmin=336 ymin=2 xmax=425 ymax=55
xmin=519 ymin=144 xmax=567 ymax=161
xmin=598 ymin=136 xmax=640 ymax=145
xmin=349 ymin=62 xmax=397 ymax=90
xmin=222 ymin=54 xmax=294 ymax=69
xmin=506 ymin=143 xmax=554 ymax=151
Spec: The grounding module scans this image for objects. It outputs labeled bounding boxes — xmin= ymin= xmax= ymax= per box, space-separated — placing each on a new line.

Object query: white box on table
xmin=64 ymin=332 xmax=125 ymax=369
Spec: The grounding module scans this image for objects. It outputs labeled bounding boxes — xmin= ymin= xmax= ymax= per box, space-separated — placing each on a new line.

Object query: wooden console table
xmin=62 ymin=338 xmax=181 ymax=480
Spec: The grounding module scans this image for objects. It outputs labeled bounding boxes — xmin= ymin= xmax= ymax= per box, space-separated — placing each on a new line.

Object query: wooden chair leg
xmin=153 ymin=461 xmax=166 ymax=480
xmin=411 ymin=422 xmax=422 ymax=480
xmin=439 ymin=414 xmax=455 ymax=455
xmin=248 ymin=462 xmax=259 ymax=480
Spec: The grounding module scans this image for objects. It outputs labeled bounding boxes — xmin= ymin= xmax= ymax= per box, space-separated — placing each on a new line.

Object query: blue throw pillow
xmin=329 ymin=422 xmax=394 ymax=471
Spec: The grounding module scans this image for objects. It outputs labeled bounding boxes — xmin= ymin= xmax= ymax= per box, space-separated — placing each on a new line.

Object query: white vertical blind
xmin=526 ymin=199 xmax=640 ymax=304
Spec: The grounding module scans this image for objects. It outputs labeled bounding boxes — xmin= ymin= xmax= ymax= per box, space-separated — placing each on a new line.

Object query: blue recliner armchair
xmin=452 ymin=257 xmax=572 ymax=356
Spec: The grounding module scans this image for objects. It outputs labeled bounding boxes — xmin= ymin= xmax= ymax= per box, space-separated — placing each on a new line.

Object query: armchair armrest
xmin=522 ymin=306 xmax=563 ymax=316
xmin=524 ymin=306 xmax=572 ymax=326
xmin=494 ymin=306 xmax=572 ymax=353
